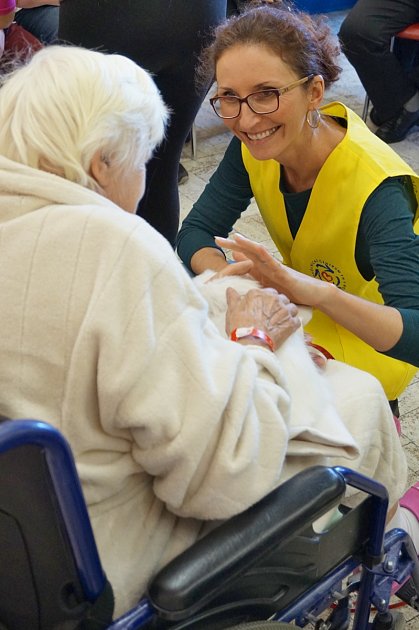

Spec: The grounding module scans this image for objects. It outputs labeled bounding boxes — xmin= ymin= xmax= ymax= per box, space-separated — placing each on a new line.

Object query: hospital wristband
xmin=230 ymin=327 xmax=274 ymax=352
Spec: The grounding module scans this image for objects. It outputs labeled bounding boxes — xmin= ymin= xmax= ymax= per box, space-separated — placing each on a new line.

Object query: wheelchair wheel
xmin=226 ymin=623 xmax=295 ymax=629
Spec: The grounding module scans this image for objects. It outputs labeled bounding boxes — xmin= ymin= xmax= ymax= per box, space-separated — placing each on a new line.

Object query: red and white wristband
xmin=230 ymin=327 xmax=275 ymax=352
xmin=306 ymin=341 xmax=334 ymax=360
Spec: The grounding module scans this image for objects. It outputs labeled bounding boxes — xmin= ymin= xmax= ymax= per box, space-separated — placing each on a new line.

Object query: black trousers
xmin=58 ymin=0 xmax=227 ymax=246
xmin=338 ymin=0 xmax=419 ymax=121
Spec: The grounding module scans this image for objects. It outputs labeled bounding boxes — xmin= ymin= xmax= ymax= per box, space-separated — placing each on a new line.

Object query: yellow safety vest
xmin=242 ymin=101 xmax=419 ymax=399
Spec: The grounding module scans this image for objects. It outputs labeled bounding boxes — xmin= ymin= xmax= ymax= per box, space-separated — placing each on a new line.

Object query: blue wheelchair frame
xmin=0 ymin=419 xmax=418 ymax=630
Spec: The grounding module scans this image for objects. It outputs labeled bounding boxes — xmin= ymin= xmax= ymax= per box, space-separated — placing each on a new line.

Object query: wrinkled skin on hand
xmin=225 ymin=286 xmax=301 ymax=351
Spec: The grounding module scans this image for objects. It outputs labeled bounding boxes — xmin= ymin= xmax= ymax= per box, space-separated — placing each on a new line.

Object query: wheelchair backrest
xmin=0 ymin=419 xmax=111 ymax=629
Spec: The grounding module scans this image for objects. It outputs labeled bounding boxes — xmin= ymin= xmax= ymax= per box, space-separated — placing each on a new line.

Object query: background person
xmin=0 ymin=0 xmax=43 ymax=65
xmin=338 ymin=0 xmax=419 ymax=143
xmin=14 ymin=0 xmax=59 ymax=44
xmin=0 ymin=0 xmax=14 ymax=57
xmin=176 ymin=1 xmax=419 ymax=407
xmin=58 ymin=0 xmax=227 ymax=247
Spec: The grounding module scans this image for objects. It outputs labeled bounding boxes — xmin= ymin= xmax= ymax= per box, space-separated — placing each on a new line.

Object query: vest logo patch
xmin=310 ymin=259 xmax=346 ymax=289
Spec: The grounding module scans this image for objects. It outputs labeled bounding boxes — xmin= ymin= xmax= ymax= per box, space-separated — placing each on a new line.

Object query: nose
xmin=237 ymin=102 xmax=263 ymax=125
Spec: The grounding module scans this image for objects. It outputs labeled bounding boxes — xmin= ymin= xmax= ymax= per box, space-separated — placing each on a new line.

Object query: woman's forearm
xmin=316 ymin=283 xmax=404 ymax=352
xmin=190 ymin=247 xmax=228 ymax=275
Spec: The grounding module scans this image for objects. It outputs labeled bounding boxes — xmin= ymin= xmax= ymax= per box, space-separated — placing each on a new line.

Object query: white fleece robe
xmin=0 ymin=155 xmax=407 ymax=616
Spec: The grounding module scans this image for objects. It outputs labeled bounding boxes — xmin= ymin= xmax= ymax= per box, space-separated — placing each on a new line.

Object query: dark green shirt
xmin=177 ymin=136 xmax=419 ymax=367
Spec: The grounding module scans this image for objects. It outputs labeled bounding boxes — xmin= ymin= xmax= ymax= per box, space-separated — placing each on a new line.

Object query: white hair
xmin=0 ymin=45 xmax=169 ymax=190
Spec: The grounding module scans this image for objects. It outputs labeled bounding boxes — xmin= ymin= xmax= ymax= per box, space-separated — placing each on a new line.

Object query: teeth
xmin=247 ymin=127 xmax=278 ymax=140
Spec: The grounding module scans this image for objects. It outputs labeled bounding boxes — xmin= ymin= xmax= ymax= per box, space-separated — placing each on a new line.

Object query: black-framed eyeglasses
xmin=209 ymin=74 xmax=314 ymax=119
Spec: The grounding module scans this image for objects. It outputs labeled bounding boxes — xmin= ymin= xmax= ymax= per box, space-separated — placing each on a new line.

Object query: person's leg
xmin=59 ymin=0 xmax=227 ymax=246
xmin=314 ymin=361 xmax=408 ymax=510
xmin=14 ymin=6 xmax=59 ymax=44
xmin=339 ymin=0 xmax=419 ymax=123
xmin=138 ymin=64 xmax=205 ymax=242
xmin=256 ymin=361 xmax=417 ymax=597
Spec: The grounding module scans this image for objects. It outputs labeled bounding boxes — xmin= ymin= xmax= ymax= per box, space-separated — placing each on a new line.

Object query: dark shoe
xmin=369 ymin=106 xmax=384 ymax=127
xmin=375 ymin=107 xmax=419 ymax=143
xmin=178 ymin=163 xmax=189 ymax=185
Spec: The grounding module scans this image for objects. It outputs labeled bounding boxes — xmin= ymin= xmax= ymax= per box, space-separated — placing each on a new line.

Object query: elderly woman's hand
xmin=216 ymin=234 xmax=334 ymax=309
xmin=226 ymin=286 xmax=301 ymax=352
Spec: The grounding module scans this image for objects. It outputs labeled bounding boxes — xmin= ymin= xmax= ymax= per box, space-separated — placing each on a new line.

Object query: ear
xmin=90 ymin=149 xmax=112 ymax=189
xmin=308 ymin=74 xmax=325 ymax=109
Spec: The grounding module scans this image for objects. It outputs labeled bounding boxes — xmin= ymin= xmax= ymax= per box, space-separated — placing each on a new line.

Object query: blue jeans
xmin=14 ymin=6 xmax=59 ymax=44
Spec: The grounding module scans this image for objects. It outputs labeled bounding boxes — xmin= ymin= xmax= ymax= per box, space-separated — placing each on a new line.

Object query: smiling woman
xmin=176 ymin=0 xmax=419 ymax=402
xmin=211 ymin=42 xmax=335 ymax=169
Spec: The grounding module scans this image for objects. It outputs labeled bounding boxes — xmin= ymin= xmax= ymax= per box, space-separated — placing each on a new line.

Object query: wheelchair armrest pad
xmin=148 ymin=465 xmax=346 ymax=619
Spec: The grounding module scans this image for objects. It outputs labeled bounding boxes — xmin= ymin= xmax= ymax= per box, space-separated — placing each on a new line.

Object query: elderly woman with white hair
xmin=0 ymin=45 xmax=416 ymax=618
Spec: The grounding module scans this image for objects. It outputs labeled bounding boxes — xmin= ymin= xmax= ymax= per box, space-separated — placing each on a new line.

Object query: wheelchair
xmin=0 ymin=419 xmax=418 ymax=630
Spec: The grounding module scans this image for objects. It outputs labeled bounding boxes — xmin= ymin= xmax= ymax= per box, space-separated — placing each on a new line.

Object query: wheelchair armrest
xmin=148 ymin=465 xmax=346 ymax=620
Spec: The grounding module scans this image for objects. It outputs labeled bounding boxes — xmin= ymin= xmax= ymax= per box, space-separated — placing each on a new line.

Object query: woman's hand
xmin=216 ymin=234 xmax=405 ymax=353
xmin=226 ymin=286 xmax=301 ymax=351
xmin=215 ymin=234 xmax=334 ymax=308
xmin=211 ymin=258 xmax=253 ymax=280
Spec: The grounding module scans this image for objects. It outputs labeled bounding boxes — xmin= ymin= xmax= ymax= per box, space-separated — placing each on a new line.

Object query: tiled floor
xmin=178 ymin=9 xmax=419 ymax=627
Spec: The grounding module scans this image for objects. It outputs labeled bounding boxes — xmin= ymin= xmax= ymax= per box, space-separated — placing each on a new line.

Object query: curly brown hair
xmin=196 ymin=0 xmax=342 ymax=91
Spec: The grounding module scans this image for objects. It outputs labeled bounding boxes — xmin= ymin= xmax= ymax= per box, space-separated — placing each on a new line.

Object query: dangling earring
xmin=306 ymin=108 xmax=321 ymax=129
